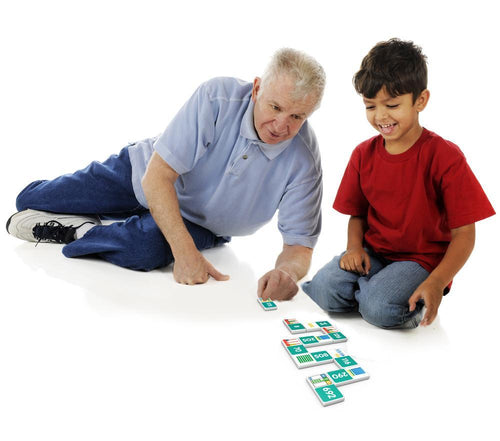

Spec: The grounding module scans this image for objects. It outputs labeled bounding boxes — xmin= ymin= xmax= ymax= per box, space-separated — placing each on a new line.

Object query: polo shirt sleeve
xmin=277 ymin=174 xmax=323 ymax=249
xmin=153 ymin=82 xmax=216 ymax=174
xmin=333 ymin=148 xmax=369 ymax=216
xmin=437 ymin=143 xmax=495 ymax=229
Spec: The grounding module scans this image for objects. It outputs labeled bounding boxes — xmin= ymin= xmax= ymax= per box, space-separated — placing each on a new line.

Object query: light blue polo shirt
xmin=128 ymin=77 xmax=322 ymax=248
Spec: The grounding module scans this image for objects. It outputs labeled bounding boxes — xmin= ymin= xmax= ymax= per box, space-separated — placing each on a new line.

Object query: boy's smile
xmin=363 ymin=87 xmax=430 ymax=154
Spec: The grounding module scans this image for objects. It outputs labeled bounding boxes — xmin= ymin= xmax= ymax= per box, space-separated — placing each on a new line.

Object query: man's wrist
xmin=275 ymin=266 xmax=298 ymax=283
xmin=169 ymin=235 xmax=199 ymax=261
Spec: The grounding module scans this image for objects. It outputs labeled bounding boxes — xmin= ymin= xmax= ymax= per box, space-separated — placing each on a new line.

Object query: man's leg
xmin=62 ymin=213 xmax=228 ymax=271
xmin=15 ymin=146 xmax=142 ymax=216
xmin=355 ymin=260 xmax=429 ymax=329
xmin=10 ymin=146 xmax=228 ymax=271
xmin=301 ymin=252 xmax=385 ymax=313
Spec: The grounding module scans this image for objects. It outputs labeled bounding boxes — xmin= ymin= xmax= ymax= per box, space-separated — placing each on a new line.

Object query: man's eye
xmin=271 ymin=105 xmax=280 ymax=111
xmin=292 ymin=114 xmax=302 ymax=120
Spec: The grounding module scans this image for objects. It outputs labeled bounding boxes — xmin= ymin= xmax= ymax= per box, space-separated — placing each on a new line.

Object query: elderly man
xmin=7 ymin=48 xmax=325 ymax=301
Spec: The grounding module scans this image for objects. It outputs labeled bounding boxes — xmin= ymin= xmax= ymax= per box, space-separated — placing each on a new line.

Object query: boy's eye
xmin=387 ymin=104 xmax=399 ymax=108
xmin=365 ymin=105 xmax=375 ymax=110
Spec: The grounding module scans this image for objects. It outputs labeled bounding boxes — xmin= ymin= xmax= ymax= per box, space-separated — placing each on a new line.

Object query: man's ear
xmin=416 ymin=89 xmax=430 ymax=112
xmin=251 ymin=77 xmax=261 ymax=103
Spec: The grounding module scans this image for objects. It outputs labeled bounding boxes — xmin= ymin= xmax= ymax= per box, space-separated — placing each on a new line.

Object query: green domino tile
xmin=286 ymin=344 xmax=308 ymax=355
xmin=335 ymin=356 xmax=357 ymax=368
xmin=299 ymin=336 xmax=318 ymax=345
xmin=314 ymin=385 xmax=344 ymax=405
xmin=296 ymin=354 xmax=314 ymax=364
xmin=327 ymin=369 xmax=352 ymax=384
xmin=329 ymin=332 xmax=347 ymax=341
xmin=309 ymin=374 xmax=332 ymax=387
xmin=288 ymin=323 xmax=306 ymax=332
xmin=316 ymin=321 xmax=332 ymax=327
xmin=311 ymin=351 xmax=333 ymax=362
xmin=262 ymin=301 xmax=276 ymax=309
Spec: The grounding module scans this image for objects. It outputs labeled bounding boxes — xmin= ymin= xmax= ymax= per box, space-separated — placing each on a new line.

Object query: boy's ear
xmin=416 ymin=89 xmax=430 ymax=112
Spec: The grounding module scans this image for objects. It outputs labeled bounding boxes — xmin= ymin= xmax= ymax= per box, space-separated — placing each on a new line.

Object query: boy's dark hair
xmin=353 ymin=38 xmax=428 ymax=103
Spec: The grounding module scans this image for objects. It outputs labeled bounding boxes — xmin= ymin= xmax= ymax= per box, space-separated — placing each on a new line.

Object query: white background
xmin=1 ymin=1 xmax=498 ymax=440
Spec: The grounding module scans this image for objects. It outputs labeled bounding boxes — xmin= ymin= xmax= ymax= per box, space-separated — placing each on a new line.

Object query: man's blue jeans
xmin=301 ymin=249 xmax=429 ymax=329
xmin=15 ymin=147 xmax=228 ymax=271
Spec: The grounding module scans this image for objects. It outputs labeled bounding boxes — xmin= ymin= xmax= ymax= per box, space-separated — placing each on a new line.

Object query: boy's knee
xmin=358 ymin=294 xmax=422 ymax=329
xmin=302 ymin=257 xmax=358 ymax=313
xmin=358 ymin=300 xmax=407 ymax=328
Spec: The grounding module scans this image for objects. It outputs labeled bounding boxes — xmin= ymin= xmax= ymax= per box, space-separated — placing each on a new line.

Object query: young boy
xmin=302 ymin=38 xmax=495 ymax=329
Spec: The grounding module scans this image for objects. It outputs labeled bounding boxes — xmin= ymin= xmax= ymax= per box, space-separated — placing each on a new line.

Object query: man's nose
xmin=273 ymin=116 xmax=288 ymax=133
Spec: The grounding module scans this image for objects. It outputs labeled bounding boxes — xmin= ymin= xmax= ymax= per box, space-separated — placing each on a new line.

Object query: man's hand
xmin=173 ymin=250 xmax=229 ymax=285
xmin=256 ymin=244 xmax=313 ymax=301
xmin=339 ymin=246 xmax=371 ymax=275
xmin=408 ymin=278 xmax=443 ymax=326
xmin=257 ymin=269 xmax=298 ymax=301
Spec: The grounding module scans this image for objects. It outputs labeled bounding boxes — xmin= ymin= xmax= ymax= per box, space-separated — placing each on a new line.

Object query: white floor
xmin=1 ymin=1 xmax=499 ymax=439
xmin=1 ymin=214 xmax=498 ymax=441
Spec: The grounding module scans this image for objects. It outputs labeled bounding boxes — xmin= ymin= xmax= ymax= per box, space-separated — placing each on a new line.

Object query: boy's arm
xmin=340 ymin=215 xmax=371 ymax=275
xmin=257 ymin=244 xmax=313 ymax=301
xmin=409 ymin=223 xmax=476 ymax=326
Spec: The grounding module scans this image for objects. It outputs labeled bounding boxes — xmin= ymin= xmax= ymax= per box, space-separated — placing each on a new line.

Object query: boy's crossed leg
xmin=302 ymin=251 xmax=428 ymax=329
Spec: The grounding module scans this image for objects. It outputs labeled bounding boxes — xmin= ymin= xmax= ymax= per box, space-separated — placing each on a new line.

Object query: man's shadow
xmin=13 ymin=242 xmax=262 ymax=321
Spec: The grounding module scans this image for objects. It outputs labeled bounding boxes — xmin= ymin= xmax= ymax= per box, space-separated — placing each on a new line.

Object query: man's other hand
xmin=257 ymin=269 xmax=298 ymax=301
xmin=173 ymin=250 xmax=229 ymax=285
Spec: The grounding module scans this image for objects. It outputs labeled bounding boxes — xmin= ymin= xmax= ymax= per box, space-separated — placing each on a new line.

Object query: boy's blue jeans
xmin=301 ymin=249 xmax=429 ymax=329
xmin=15 ymin=147 xmax=228 ymax=271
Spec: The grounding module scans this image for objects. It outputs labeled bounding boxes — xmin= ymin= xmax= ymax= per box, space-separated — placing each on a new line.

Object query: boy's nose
xmin=375 ymin=107 xmax=388 ymax=121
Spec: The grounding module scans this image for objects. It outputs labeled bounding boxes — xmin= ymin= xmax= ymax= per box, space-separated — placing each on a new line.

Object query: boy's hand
xmin=408 ymin=278 xmax=444 ymax=326
xmin=340 ymin=247 xmax=371 ymax=275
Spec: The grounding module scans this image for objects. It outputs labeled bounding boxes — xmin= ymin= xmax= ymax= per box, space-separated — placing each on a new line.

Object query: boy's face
xmin=363 ymin=87 xmax=430 ymax=153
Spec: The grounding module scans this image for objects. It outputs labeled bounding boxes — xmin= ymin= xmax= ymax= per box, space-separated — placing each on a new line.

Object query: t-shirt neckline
xmin=376 ymin=128 xmax=431 ymax=162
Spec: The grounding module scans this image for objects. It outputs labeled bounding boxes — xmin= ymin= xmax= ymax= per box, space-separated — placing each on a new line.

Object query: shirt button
xmin=242 ymin=155 xmax=248 ymax=160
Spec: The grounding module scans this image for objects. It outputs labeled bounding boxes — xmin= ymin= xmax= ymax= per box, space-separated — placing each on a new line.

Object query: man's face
xmin=251 ymin=75 xmax=317 ymax=145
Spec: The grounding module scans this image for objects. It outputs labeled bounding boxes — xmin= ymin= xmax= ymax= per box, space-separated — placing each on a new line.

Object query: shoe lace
xmin=32 ymin=220 xmax=76 ymax=246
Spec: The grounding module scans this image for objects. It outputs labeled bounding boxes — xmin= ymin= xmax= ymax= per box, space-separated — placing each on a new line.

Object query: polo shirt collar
xmin=240 ymin=100 xmax=293 ymax=160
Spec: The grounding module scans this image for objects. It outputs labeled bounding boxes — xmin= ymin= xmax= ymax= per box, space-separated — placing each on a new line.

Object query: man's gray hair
xmin=260 ymin=48 xmax=326 ymax=109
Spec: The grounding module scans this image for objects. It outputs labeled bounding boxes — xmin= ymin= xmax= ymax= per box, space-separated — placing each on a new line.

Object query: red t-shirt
xmin=333 ymin=128 xmax=495 ymax=273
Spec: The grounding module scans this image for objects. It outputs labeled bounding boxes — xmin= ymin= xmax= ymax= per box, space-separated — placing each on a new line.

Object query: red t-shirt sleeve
xmin=436 ymin=142 xmax=495 ymax=229
xmin=333 ymin=147 xmax=369 ymax=216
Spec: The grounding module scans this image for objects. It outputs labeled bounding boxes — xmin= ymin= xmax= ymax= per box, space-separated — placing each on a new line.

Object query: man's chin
xmin=263 ymin=134 xmax=288 ymax=145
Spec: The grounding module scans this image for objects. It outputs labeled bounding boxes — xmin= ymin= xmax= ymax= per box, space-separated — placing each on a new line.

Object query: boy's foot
xmin=6 ymin=209 xmax=101 ymax=244
xmin=398 ymin=308 xmax=425 ymax=329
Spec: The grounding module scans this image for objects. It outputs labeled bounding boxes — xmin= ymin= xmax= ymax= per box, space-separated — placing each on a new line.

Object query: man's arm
xmin=408 ymin=223 xmax=475 ymax=326
xmin=257 ymin=244 xmax=313 ymax=301
xmin=142 ymin=152 xmax=229 ymax=284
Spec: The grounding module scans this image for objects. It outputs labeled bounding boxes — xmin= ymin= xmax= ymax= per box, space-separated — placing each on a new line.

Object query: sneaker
xmin=6 ymin=209 xmax=101 ymax=244
xmin=398 ymin=307 xmax=425 ymax=329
